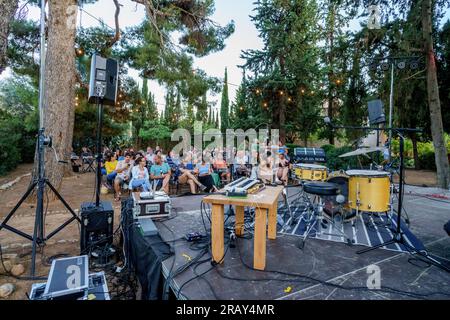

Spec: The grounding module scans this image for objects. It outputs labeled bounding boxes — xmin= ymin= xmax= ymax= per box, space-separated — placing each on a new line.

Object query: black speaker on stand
xmin=368 ymin=99 xmax=386 ymax=165
xmin=80 ymin=54 xmax=118 ymax=259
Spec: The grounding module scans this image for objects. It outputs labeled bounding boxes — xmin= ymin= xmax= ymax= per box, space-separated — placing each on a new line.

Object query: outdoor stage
xmin=157 ymin=185 xmax=450 ymax=300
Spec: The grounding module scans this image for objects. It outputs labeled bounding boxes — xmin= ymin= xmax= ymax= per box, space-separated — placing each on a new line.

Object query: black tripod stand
xmin=0 ymin=128 xmax=80 ymax=276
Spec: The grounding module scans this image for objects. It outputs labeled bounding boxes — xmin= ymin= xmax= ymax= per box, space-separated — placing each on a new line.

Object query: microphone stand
xmin=325 ymin=119 xmax=450 ymax=272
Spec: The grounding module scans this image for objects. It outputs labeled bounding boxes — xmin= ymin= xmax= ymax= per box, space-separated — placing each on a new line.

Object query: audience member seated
xmin=234 ymin=150 xmax=250 ymax=178
xmin=213 ymin=152 xmax=231 ymax=184
xmin=103 ymin=153 xmax=118 ymax=189
xmin=150 ymin=154 xmax=171 ymax=194
xmin=194 ymin=159 xmax=218 ymax=193
xmin=130 ymin=156 xmax=152 ymax=192
xmin=114 ymin=152 xmax=133 ymax=201
xmin=277 ymin=153 xmax=290 ymax=186
xmin=145 ymin=147 xmax=154 ymax=165
xmin=176 ymin=154 xmax=206 ymax=194
xmin=258 ymin=153 xmax=274 ymax=184
xmin=115 ymin=149 xmax=124 ymax=161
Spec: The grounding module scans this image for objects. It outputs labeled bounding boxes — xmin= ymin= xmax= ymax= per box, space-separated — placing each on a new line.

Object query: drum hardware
xmin=297 ymin=182 xmax=354 ymax=249
xmin=324 ymin=118 xmax=449 ymax=272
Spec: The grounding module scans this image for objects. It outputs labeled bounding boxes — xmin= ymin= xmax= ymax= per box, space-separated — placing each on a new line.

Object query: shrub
xmin=0 ymin=117 xmax=23 ymax=175
xmin=321 ymin=144 xmax=368 ymax=171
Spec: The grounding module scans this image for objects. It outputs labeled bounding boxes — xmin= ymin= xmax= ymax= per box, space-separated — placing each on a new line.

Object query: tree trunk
xmin=421 ymin=0 xmax=450 ymax=188
xmin=41 ymin=0 xmax=78 ymax=193
xmin=411 ymin=134 xmax=420 ymax=170
xmin=0 ymin=0 xmax=19 ymax=74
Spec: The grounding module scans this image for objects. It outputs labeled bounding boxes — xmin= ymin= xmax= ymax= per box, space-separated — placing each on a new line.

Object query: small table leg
xmin=235 ymin=206 xmax=245 ymax=236
xmin=268 ymin=204 xmax=277 ymax=240
xmin=211 ymin=204 xmax=225 ymax=264
xmin=254 ymin=207 xmax=267 ymax=270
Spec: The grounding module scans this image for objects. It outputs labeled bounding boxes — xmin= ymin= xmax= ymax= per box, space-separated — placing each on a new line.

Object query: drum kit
xmin=282 ymin=156 xmax=396 ymax=248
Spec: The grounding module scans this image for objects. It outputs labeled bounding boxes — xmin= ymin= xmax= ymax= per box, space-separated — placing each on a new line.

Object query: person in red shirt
xmin=213 ymin=152 xmax=231 ymax=184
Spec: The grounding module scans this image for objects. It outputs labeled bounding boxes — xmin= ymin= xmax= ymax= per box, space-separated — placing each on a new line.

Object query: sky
xmin=2 ymin=0 xmax=450 ymax=114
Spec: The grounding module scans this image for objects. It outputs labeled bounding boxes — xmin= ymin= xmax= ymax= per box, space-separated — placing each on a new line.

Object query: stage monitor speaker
xmin=88 ymin=54 xmax=118 ymax=106
xmin=80 ymin=201 xmax=114 ymax=254
xmin=368 ymin=99 xmax=386 ymax=125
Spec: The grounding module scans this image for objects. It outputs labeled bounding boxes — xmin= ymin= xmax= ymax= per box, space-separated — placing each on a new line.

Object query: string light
xmin=255 ymin=88 xmax=261 ymax=95
xmin=279 ymin=90 xmax=284 ymax=96
xmin=335 ymin=79 xmax=342 ymax=85
xmin=287 ymin=97 xmax=292 ymax=102
xmin=263 ymin=102 xmax=268 ymax=108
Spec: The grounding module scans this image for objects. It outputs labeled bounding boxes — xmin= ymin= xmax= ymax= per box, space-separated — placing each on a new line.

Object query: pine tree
xmin=196 ymin=92 xmax=208 ymax=122
xmin=220 ymin=67 xmax=229 ymax=131
xmin=208 ymin=106 xmax=212 ymax=125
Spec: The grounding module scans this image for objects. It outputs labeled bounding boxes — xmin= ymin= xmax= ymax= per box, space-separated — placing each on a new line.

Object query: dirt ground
xmin=0 ymin=164 xmax=121 ymax=300
xmin=0 ymin=163 xmax=440 ymax=300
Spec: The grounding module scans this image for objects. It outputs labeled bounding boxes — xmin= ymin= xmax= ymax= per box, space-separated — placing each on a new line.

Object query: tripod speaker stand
xmin=0 ymin=129 xmax=80 ymax=276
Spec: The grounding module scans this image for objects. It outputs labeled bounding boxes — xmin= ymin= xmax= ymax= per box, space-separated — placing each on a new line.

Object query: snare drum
xmin=346 ymin=170 xmax=390 ymax=213
xmin=294 ymin=164 xmax=328 ymax=181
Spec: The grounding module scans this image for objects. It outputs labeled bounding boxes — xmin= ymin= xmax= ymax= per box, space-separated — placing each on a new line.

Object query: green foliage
xmin=0 ymin=116 xmax=24 ymax=175
xmin=139 ymin=119 xmax=172 ymax=144
xmin=321 ymin=144 xmax=364 ymax=171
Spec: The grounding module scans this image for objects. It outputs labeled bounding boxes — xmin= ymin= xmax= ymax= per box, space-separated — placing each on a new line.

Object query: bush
xmin=321 ymin=144 xmax=371 ymax=171
xmin=418 ymin=151 xmax=436 ymax=170
xmin=0 ymin=117 xmax=23 ymax=175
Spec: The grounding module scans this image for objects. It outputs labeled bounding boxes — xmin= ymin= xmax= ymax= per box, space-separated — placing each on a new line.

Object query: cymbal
xmin=339 ymin=147 xmax=384 ymax=158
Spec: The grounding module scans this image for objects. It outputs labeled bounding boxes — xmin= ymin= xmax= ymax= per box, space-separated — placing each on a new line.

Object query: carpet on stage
xmin=277 ymin=204 xmax=425 ymax=253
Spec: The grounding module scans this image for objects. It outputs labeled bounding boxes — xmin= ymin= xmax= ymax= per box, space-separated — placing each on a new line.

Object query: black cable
xmin=229 ymin=237 xmax=450 ymax=299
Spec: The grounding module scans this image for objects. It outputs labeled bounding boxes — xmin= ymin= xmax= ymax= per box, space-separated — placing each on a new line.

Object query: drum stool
xmin=297 ymin=182 xmax=354 ymax=249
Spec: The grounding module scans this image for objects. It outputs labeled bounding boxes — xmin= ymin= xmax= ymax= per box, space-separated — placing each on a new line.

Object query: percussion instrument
xmin=323 ymin=173 xmax=356 ymax=221
xmin=346 ymin=170 xmax=390 ymax=213
xmin=294 ymin=164 xmax=328 ymax=181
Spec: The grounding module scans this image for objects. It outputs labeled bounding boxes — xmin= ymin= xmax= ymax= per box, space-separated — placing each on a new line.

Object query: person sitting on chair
xmin=277 ymin=153 xmax=290 ymax=186
xmin=150 ymin=154 xmax=171 ymax=194
xmin=175 ymin=153 xmax=207 ymax=193
xmin=130 ymin=156 xmax=151 ymax=192
xmin=103 ymin=153 xmax=118 ymax=189
xmin=213 ymin=152 xmax=231 ymax=184
xmin=234 ymin=150 xmax=250 ymax=177
xmin=114 ymin=152 xmax=133 ymax=201
xmin=194 ymin=159 xmax=218 ymax=193
xmin=258 ymin=152 xmax=274 ymax=184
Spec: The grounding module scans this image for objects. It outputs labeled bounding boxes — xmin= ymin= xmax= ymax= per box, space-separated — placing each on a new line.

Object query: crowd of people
xmin=75 ymin=142 xmax=291 ymax=201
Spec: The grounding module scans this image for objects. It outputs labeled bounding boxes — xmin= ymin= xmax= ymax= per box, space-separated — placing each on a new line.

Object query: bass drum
xmin=323 ymin=174 xmax=356 ymax=221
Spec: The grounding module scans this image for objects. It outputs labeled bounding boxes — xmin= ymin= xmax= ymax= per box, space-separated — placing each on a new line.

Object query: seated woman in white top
xmin=129 ymin=156 xmax=151 ymax=192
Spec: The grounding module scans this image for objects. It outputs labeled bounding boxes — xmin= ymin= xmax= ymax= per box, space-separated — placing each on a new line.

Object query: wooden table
xmin=203 ymin=186 xmax=284 ymax=270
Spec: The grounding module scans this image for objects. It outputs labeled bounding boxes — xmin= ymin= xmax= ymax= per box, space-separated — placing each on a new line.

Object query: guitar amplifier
xmin=132 ymin=191 xmax=171 ymax=219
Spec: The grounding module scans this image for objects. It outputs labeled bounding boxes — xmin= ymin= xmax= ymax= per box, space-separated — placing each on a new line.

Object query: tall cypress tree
xmin=220 ymin=67 xmax=229 ymax=131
